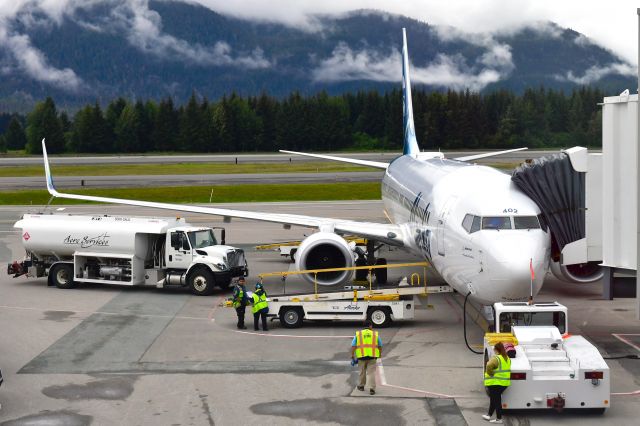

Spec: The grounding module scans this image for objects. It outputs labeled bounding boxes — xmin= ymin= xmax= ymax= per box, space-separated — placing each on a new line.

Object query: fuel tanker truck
xmin=7 ymin=213 xmax=248 ymax=295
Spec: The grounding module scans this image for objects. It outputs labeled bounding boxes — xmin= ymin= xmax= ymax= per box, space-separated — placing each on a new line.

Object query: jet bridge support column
xmin=636 ymin=7 xmax=640 ymax=320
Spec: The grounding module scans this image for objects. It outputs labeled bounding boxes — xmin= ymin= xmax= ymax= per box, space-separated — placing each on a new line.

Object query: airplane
xmin=41 ymin=29 xmax=568 ymax=305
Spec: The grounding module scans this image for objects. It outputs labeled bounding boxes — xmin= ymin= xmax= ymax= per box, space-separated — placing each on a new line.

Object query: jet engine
xmin=550 ymin=260 xmax=604 ymax=284
xmin=295 ymin=232 xmax=355 ymax=286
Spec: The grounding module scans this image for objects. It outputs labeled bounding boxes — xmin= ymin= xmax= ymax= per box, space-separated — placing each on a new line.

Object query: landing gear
xmin=354 ymin=240 xmax=388 ymax=285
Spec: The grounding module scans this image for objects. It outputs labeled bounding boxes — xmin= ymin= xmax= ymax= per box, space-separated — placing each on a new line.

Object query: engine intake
xmin=550 ymin=260 xmax=603 ymax=284
xmin=295 ymin=232 xmax=354 ymax=286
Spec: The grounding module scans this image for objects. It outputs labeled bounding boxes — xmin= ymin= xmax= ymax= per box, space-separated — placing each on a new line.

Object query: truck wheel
xmin=280 ymin=307 xmax=304 ymax=328
xmin=374 ymin=258 xmax=387 ymax=284
xmin=188 ymin=268 xmax=215 ymax=296
xmin=368 ymin=307 xmax=391 ymax=328
xmin=50 ymin=263 xmax=75 ymax=289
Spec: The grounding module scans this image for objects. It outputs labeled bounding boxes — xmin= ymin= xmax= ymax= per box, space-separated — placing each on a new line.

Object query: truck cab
xmin=484 ymin=302 xmax=609 ymax=412
xmin=165 ymin=226 xmax=247 ymax=287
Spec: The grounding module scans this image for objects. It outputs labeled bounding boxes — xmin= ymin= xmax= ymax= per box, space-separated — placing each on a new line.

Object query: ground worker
xmin=483 ymin=342 xmax=511 ymax=424
xmin=231 ymin=277 xmax=249 ymax=329
xmin=350 ymin=320 xmax=382 ymax=395
xmin=252 ymin=283 xmax=269 ymax=331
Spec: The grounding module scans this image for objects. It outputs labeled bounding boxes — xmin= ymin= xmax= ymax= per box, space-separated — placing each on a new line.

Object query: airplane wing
xmin=279 ymin=150 xmax=389 ymax=169
xmin=41 ymin=140 xmax=405 ymax=247
xmin=453 ymin=147 xmax=528 ymax=162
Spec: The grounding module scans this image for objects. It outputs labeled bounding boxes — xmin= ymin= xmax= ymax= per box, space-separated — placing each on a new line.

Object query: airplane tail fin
xmin=402 ymin=28 xmax=420 ymax=156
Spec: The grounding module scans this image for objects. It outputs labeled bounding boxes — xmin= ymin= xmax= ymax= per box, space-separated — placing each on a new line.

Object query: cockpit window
xmin=462 ymin=214 xmax=482 ymax=234
xmin=482 ymin=217 xmax=512 ymax=230
xmin=470 ymin=215 xmax=481 ymax=233
xmin=514 ymin=216 xmax=540 ymax=230
xmin=462 ymin=214 xmax=474 ymax=232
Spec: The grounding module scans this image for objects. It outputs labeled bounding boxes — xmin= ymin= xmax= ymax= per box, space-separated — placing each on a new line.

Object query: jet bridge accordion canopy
xmin=511 ymin=153 xmax=585 ymax=253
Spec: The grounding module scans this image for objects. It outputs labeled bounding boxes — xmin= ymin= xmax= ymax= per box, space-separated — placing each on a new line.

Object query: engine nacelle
xmin=550 ymin=260 xmax=604 ymax=284
xmin=295 ymin=232 xmax=355 ymax=286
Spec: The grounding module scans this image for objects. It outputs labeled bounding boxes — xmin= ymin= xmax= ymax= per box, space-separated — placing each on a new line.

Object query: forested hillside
xmin=0 ymin=0 xmax=632 ymax=111
xmin=0 ymin=87 xmax=603 ymax=154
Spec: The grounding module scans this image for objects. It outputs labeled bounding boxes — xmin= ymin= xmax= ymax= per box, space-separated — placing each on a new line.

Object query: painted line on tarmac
xmin=207 ymin=295 xmax=225 ymax=322
xmin=612 ymin=390 xmax=640 ymax=396
xmin=233 ymin=329 xmax=353 ymax=339
xmin=612 ymin=333 xmax=640 ymax=352
xmin=375 ymin=358 xmax=468 ymax=399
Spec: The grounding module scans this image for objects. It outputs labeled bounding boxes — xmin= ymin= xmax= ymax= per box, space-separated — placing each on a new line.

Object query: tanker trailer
xmin=7 ymin=214 xmax=248 ymax=296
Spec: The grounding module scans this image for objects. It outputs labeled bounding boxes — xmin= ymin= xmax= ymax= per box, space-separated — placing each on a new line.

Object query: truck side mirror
xmin=182 ymin=235 xmax=190 ymax=251
xmin=170 ymin=233 xmax=180 ymax=249
xmin=221 ymin=229 xmax=226 ymax=245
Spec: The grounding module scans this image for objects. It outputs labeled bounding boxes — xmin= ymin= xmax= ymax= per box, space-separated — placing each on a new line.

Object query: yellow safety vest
xmin=252 ymin=291 xmax=268 ymax=314
xmin=354 ymin=329 xmax=380 ymax=359
xmin=232 ymin=288 xmax=245 ymax=308
xmin=484 ymin=355 xmax=511 ymax=387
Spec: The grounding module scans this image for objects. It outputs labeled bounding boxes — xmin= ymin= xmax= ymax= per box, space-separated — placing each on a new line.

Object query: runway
xmin=0 ymin=201 xmax=638 ymax=425
xmin=0 ymin=171 xmax=383 ymax=189
xmin=0 ymin=149 xmax=568 ymax=166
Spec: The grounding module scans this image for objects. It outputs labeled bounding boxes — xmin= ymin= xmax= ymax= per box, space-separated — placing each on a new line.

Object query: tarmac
xmin=0 ymin=201 xmax=638 ymax=426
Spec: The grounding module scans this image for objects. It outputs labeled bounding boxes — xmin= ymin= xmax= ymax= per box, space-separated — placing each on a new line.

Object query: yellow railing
xmin=257 ymin=261 xmax=429 ymax=298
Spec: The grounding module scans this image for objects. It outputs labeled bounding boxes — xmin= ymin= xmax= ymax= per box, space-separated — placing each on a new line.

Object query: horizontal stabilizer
xmin=279 ymin=150 xmax=388 ymax=169
xmin=454 ymin=147 xmax=528 ymax=162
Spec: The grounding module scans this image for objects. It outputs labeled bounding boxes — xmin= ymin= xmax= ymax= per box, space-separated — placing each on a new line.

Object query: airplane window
xmin=514 ymin=216 xmax=540 ymax=229
xmin=537 ymin=214 xmax=548 ymax=232
xmin=470 ymin=215 xmax=481 ymax=233
xmin=462 ymin=214 xmax=474 ymax=232
xmin=482 ymin=217 xmax=512 ymax=230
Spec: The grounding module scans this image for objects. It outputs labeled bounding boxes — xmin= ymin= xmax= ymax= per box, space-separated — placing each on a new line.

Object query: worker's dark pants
xmin=487 ymin=385 xmax=507 ymax=419
xmin=235 ymin=306 xmax=246 ymax=328
xmin=254 ymin=308 xmax=268 ymax=331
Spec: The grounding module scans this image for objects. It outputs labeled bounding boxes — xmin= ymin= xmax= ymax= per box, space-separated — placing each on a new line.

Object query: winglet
xmin=402 ymin=28 xmax=420 ymax=156
xmin=42 ymin=139 xmax=58 ymax=196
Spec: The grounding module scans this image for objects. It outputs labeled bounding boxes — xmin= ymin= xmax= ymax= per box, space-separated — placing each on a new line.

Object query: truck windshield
xmin=188 ymin=230 xmax=218 ymax=248
xmin=499 ymin=311 xmax=566 ymax=334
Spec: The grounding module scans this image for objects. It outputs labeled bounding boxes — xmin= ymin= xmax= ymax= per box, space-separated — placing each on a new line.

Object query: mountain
xmin=0 ymin=0 xmax=634 ymax=112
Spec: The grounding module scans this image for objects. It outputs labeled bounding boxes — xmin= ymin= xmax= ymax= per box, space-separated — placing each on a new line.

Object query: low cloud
xmin=554 ymin=62 xmax=636 ymax=85
xmin=0 ymin=23 xmax=84 ymax=91
xmin=312 ymin=42 xmax=511 ymax=91
xmin=109 ymin=0 xmax=271 ymax=68
xmin=0 ymin=0 xmax=271 ymax=91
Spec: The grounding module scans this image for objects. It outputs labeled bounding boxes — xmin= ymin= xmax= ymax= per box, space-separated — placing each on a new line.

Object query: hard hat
xmin=255 ymin=283 xmax=263 ymax=289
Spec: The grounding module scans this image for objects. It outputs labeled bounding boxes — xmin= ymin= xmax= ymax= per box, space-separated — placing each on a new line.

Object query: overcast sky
xmin=194 ymin=0 xmax=640 ymax=64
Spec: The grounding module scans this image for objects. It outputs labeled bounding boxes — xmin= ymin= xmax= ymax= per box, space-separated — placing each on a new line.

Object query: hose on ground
xmin=464 ymin=292 xmax=483 ymax=354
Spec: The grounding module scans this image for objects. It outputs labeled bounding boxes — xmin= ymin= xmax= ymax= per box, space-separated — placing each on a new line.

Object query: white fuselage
xmin=382 ymin=155 xmax=551 ymax=305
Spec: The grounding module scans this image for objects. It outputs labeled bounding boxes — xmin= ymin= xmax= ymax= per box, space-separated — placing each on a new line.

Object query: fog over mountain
xmin=0 ymin=0 xmax=635 ymax=111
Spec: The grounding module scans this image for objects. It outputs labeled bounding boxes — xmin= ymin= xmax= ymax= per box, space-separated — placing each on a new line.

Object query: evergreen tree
xmin=114 ymin=102 xmax=141 ymax=152
xmin=25 ymin=97 xmax=64 ymax=154
xmin=3 ymin=116 xmax=27 ymax=150
xmin=153 ymin=98 xmax=179 ymax=151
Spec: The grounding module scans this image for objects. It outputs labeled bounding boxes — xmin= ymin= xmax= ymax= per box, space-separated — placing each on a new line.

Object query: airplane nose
xmin=484 ymin=237 xmax=548 ymax=302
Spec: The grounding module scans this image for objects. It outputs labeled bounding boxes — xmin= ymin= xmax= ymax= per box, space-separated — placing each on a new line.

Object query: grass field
xmin=0 ymin=182 xmax=381 ymax=205
xmin=0 ymin=162 xmax=370 ymax=177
